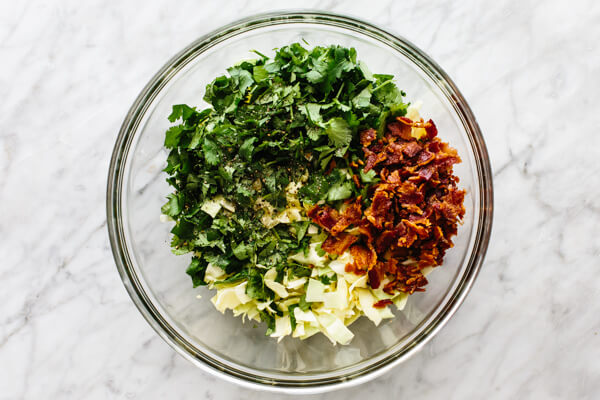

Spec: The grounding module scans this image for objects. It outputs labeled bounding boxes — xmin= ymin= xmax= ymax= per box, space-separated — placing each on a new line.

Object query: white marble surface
xmin=1 ymin=0 xmax=599 ymax=398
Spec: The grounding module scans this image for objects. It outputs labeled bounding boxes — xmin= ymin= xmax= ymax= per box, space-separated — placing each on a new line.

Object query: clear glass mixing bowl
xmin=106 ymin=11 xmax=493 ymax=393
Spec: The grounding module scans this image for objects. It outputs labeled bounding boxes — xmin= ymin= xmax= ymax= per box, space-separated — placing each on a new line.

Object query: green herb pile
xmin=161 ymin=43 xmax=409 ymax=320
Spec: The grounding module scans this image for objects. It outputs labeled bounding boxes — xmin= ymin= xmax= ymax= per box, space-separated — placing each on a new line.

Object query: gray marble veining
xmin=1 ymin=0 xmax=599 ymax=399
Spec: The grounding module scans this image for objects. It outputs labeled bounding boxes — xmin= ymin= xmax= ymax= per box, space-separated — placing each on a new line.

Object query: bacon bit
xmin=387 ymin=120 xmax=413 ymax=140
xmin=402 ymin=204 xmax=424 ymax=215
xmin=368 ymin=262 xmax=384 ymax=289
xmin=350 ymin=161 xmax=358 ymax=168
xmin=364 ymin=189 xmax=392 ymax=229
xmin=397 ymin=116 xmax=434 ymax=130
xmin=415 ymin=150 xmax=435 ymax=166
xmin=375 ymin=229 xmax=398 ymax=253
xmin=358 ymin=219 xmax=376 ymax=242
xmin=385 ymin=169 xmax=402 ymax=184
xmin=360 ymin=128 xmax=377 ymax=147
xmin=403 ymin=142 xmax=422 ymax=157
xmin=349 ymin=244 xmax=377 ymax=270
xmin=345 ymin=262 xmax=366 ymax=275
xmin=425 ymin=119 xmax=438 ymax=139
xmin=330 ymin=199 xmax=362 ymax=236
xmin=321 ymin=232 xmax=357 ymax=256
xmin=384 ymin=146 xmax=404 ymax=165
xmin=373 ymin=299 xmax=393 ymax=308
xmin=418 ymin=165 xmax=435 ymax=181
xmin=307 ymin=205 xmax=339 ymax=231
xmin=352 ymin=174 xmax=361 ymax=188
xmin=363 ymin=148 xmax=387 ymax=172
xmin=403 ymin=219 xmax=430 ymax=239
xmin=397 ymin=227 xmax=418 ymax=248
xmin=383 ymin=258 xmax=399 ymax=275
xmin=396 ymin=116 xmax=414 ymax=126
xmin=383 ymin=261 xmax=429 ymax=294
xmin=393 ymin=182 xmax=423 ymax=205
xmin=379 ymin=168 xmax=390 ymax=182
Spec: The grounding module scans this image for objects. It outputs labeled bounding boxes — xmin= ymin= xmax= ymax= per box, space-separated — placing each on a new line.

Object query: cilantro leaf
xmin=306 ymin=126 xmax=323 ymax=141
xmin=228 ymin=67 xmax=254 ymax=93
xmin=171 ymin=220 xmax=194 ymax=240
xmin=168 ymin=104 xmax=196 ymax=123
xmin=164 ymin=125 xmax=183 ymax=148
xmin=202 ymin=138 xmax=220 ymax=166
xmin=246 ymin=269 xmax=274 ymax=301
xmin=360 ymin=168 xmax=378 ymax=183
xmin=186 ymin=257 xmax=208 ymax=287
xmin=232 ymin=242 xmax=253 ymax=260
xmin=319 ymin=274 xmax=337 ymax=285
xmin=303 ymin=103 xmax=323 ymax=125
xmin=298 ymin=293 xmax=311 ymax=311
xmin=252 ymin=65 xmax=269 ymax=82
xmin=193 ymin=232 xmax=226 ymax=253
xmin=239 ymin=137 xmax=257 ymax=161
xmin=204 ymin=253 xmax=230 ymax=270
xmin=288 ymin=304 xmax=299 ymax=331
xmin=290 ymin=264 xmax=312 ymax=278
xmin=327 ymin=182 xmax=353 ymax=201
xmin=259 ymin=310 xmax=276 ymax=335
xmin=325 ymin=117 xmax=352 ymax=148
xmin=373 ymin=75 xmax=405 ymax=106
xmin=352 ymin=86 xmax=372 ymax=109
xmin=161 ymin=193 xmax=182 ymax=217
xmin=293 ymin=221 xmax=310 ymax=243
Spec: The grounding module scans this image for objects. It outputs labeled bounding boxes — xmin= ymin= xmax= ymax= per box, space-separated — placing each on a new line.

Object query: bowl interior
xmin=117 ymin=18 xmax=482 ymax=384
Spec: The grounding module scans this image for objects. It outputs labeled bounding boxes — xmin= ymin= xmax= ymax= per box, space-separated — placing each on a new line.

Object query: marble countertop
xmin=1 ymin=0 xmax=599 ymax=398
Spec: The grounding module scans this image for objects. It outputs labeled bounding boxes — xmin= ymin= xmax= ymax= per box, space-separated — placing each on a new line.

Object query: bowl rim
xmin=106 ymin=10 xmax=493 ymax=393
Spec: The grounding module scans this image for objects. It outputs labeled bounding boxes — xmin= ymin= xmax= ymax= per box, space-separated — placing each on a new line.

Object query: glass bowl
xmin=106 ymin=11 xmax=493 ymax=393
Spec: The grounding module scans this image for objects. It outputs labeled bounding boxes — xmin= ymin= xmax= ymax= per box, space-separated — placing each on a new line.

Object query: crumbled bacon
xmin=310 ymin=115 xmax=464 ymax=295
xmin=361 ymin=116 xmax=463 ymax=293
xmin=330 ymin=199 xmax=362 ymax=235
xmin=397 ymin=116 xmax=437 ymax=135
xmin=403 ymin=142 xmax=422 ymax=158
xmin=387 ymin=120 xmax=413 ymax=140
xmin=375 ymin=229 xmax=399 ymax=253
xmin=418 ymin=165 xmax=435 ymax=181
xmin=365 ymin=189 xmax=392 ymax=229
xmin=307 ymin=205 xmax=339 ymax=231
xmin=415 ymin=150 xmax=435 ymax=166
xmin=373 ymin=299 xmax=393 ymax=308
xmin=363 ymin=148 xmax=387 ymax=172
xmin=360 ymin=128 xmax=377 ymax=147
xmin=368 ymin=261 xmax=385 ymax=289
xmin=425 ymin=119 xmax=438 ymax=139
xmin=346 ymin=244 xmax=377 ymax=273
xmin=393 ymin=181 xmax=423 ymax=205
xmin=321 ymin=232 xmax=358 ymax=255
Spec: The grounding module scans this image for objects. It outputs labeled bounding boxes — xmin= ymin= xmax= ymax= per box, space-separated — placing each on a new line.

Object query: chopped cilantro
xmin=288 ymin=304 xmax=299 ymax=331
xmin=298 ymin=293 xmax=311 ymax=311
